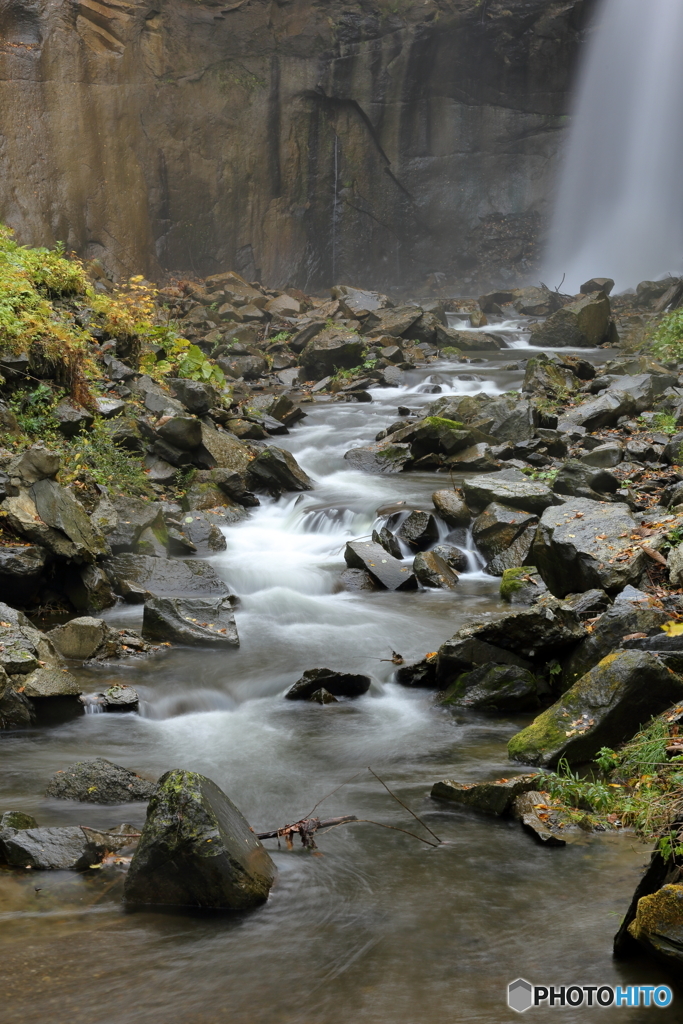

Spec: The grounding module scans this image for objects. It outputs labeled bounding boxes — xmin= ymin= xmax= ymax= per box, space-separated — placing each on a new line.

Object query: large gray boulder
xmin=440 ymin=663 xmax=539 ymax=711
xmin=462 ymin=470 xmax=562 ymax=515
xmin=195 ymin=423 xmax=256 ymax=479
xmin=532 ymin=498 xmax=653 ymax=597
xmin=0 ymin=602 xmax=63 ymax=679
xmin=528 ymin=291 xmax=611 ymax=347
xmin=0 ymin=826 xmax=94 ymax=870
xmin=123 ymin=769 xmax=275 ymax=909
xmin=431 ymin=489 xmax=471 ymax=527
xmin=3 ymin=480 xmax=108 ymax=562
xmin=343 ymin=441 xmax=412 ymax=474
xmin=552 ymin=461 xmax=620 ymax=501
xmin=47 ymin=617 xmax=108 ymax=660
xmin=427 ymin=394 xmax=536 ymax=443
xmin=142 ymin=595 xmax=239 ymax=647
xmin=300 ymin=327 xmax=366 ymax=379
xmin=431 ymin=774 xmax=540 ymax=815
xmin=508 ymin=651 xmax=683 ymax=767
xmin=104 ymin=554 xmax=229 ymax=602
xmin=46 ymin=758 xmax=156 ymax=803
xmin=344 ymin=541 xmax=417 ymax=590
xmin=106 ymin=495 xmax=168 ymax=555
xmin=331 ymin=285 xmax=394 ymax=317
xmin=472 ymin=503 xmax=538 ymax=562
xmin=247 ymin=446 xmax=313 ymax=494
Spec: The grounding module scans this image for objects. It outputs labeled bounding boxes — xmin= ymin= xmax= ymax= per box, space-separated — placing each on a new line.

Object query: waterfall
xmin=544 ymin=0 xmax=683 ymax=293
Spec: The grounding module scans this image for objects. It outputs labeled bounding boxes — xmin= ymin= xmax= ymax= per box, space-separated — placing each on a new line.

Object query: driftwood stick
xmin=256 ymin=815 xmax=357 ymax=840
xmin=367 ymin=767 xmax=442 ymax=844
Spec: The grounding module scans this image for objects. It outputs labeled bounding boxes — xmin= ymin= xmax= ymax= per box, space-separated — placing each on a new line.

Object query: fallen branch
xmin=256 ymin=815 xmax=358 ymax=849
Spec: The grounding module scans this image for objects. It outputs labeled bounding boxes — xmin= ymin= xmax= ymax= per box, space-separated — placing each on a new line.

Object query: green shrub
xmin=651 ymin=309 xmax=683 ymax=362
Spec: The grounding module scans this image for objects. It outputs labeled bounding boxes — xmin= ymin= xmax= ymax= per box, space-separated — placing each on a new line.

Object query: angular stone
xmin=395 ymin=657 xmax=438 ymax=688
xmin=508 ymin=651 xmax=683 ymax=767
xmin=157 ymin=416 xmax=203 ymax=451
xmin=331 ymin=285 xmax=393 ymax=317
xmin=430 ymin=774 xmax=541 ymax=816
xmin=247 ymin=446 xmax=313 ymax=494
xmin=512 ymin=791 xmax=568 ymax=847
xmin=344 ymin=541 xmax=417 ymax=590
xmin=445 ymin=443 xmax=499 ymax=472
xmin=339 ymin=568 xmax=377 ymax=592
xmin=300 ymin=328 xmax=366 ymax=379
xmin=6 ymin=446 xmax=60 ymax=486
xmin=552 ymin=461 xmax=619 ymax=500
xmin=500 ymin=566 xmax=548 ymax=605
xmin=528 ymin=292 xmax=611 ymax=348
xmin=580 ymin=443 xmax=623 ymax=469
xmin=167 ymin=379 xmax=219 ymax=415
xmin=413 ymin=550 xmax=460 ymax=589
xmin=563 ymin=373 xmax=676 ymax=431
xmin=123 ymin=769 xmax=275 ymax=909
xmin=532 ymin=498 xmax=648 ymax=597
xmin=20 ymin=666 xmax=81 ymax=698
xmin=343 ymin=441 xmax=412 ymax=474
xmin=363 ymin=305 xmax=423 ymax=338
xmin=53 ymin=399 xmax=94 ymax=437
xmin=0 ymin=688 xmax=34 ymax=729
xmin=472 ymin=503 xmax=538 ymax=561
xmin=142 ymin=595 xmax=239 ymax=648
xmin=173 ymin=511 xmax=227 ymax=555
xmin=107 ymin=496 xmax=167 ymax=554
xmin=195 ymin=424 xmax=255 ymax=479
xmin=0 ymin=826 xmax=94 ymax=870
xmin=486 ymin=525 xmax=537 ymax=576
xmin=462 ymin=470 xmax=562 ymax=515
xmin=285 ymin=667 xmax=371 ymax=700
xmin=396 ymin=510 xmax=439 ymax=551
xmin=440 ymin=664 xmax=538 ymax=711
xmin=61 ymin=563 xmax=118 ymax=613
xmin=104 ymin=554 xmax=229 ymax=600
xmin=431 ymin=489 xmax=472 ymax=527
xmin=0 ymin=811 xmax=37 ymax=830
xmin=46 ymin=758 xmax=156 ymax=803
xmin=47 ymin=617 xmax=107 ymax=660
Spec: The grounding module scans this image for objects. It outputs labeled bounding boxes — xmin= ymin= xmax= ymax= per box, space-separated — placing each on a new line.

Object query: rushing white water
xmin=544 ymin=0 xmax=683 ymax=293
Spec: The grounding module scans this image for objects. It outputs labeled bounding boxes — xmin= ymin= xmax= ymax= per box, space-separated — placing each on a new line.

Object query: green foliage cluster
xmin=651 ymin=309 xmax=683 ymax=362
xmin=331 ymin=359 xmax=376 ymax=383
xmin=521 ymin=467 xmax=559 ymax=483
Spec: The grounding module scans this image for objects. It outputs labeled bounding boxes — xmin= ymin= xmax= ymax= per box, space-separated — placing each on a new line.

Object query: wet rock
xmin=339 ymin=568 xmax=378 ymax=592
xmin=441 ymin=664 xmax=539 ymax=711
xmin=472 ymin=504 xmax=538 ymax=562
xmin=247 ymin=446 xmax=313 ymax=495
xmin=523 ymin=355 xmax=577 ymax=399
xmin=344 ymin=541 xmax=417 ymax=591
xmin=395 ymin=656 xmax=438 ymax=688
xmin=627 ymin=883 xmax=683 ymax=971
xmin=53 ymin=399 xmax=94 ymax=437
xmin=0 ymin=826 xmax=94 ymax=870
xmin=46 ymin=758 xmax=156 ymax=803
xmin=123 ymin=769 xmax=275 ymax=909
xmin=372 ymin=526 xmax=402 ymax=559
xmin=285 ymin=667 xmax=371 ymax=700
xmin=104 ymin=554 xmax=229 ymax=601
xmin=431 ymin=544 xmax=469 ymax=572
xmin=167 ymin=379 xmax=218 ymax=416
xmin=0 ymin=688 xmax=34 ymax=729
xmin=511 ymin=790 xmax=568 ymax=846
xmin=300 ymin=328 xmax=366 ymax=379
xmin=500 ymin=567 xmax=548 ymax=605
xmin=532 ymin=498 xmax=649 ymax=597
xmin=663 ymin=432 xmax=683 ymax=466
xmin=363 ymin=305 xmax=423 ymax=338
xmin=561 ymin=590 xmax=671 ymax=689
xmin=83 ymin=684 xmax=140 ymax=713
xmin=413 ymin=550 xmax=460 ymax=590
xmin=431 ymin=774 xmax=540 ymax=815
xmin=430 ymin=394 xmax=537 ymax=444
xmin=431 ymin=489 xmax=472 ymax=527
xmin=195 ymin=424 xmax=255 ymax=480
xmin=462 ymin=470 xmax=562 ymax=515
xmin=107 ymin=495 xmax=167 ymax=555
xmin=0 ymin=602 xmax=62 ymax=678
xmin=171 ymin=511 xmax=227 ymax=555
xmin=0 ymin=546 xmax=48 ymax=605
xmin=144 ymin=455 xmax=177 ymax=484
xmin=396 ymin=510 xmax=439 ymax=551
xmin=508 ymin=651 xmax=683 ymax=768
xmin=437 ymin=601 xmax=584 ymax=684
xmin=343 ymin=441 xmax=412 ymax=474
xmin=390 ymin=417 xmax=497 ymax=460
xmin=561 ymin=588 xmax=610 ymax=616
xmin=486 ymin=526 xmax=538 ymax=576
xmin=581 ymin=277 xmax=614 ymax=296
xmin=309 ymin=688 xmax=338 ymax=704
xmin=528 ymin=292 xmax=611 ymax=348
xmin=435 ymin=326 xmax=505 ymax=352
xmin=47 ymin=617 xmax=107 ymax=660
xmin=19 ymin=667 xmax=81 ymax=698
xmin=288 ymin=321 xmax=326 ymax=353
xmin=142 ymin=595 xmax=239 ymax=648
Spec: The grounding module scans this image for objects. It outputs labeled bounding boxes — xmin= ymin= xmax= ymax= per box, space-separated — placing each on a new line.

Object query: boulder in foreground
xmin=627 ymin=883 xmax=683 ymax=971
xmin=285 ymin=668 xmax=371 ymax=700
xmin=123 ymin=769 xmax=275 ymax=909
xmin=142 ymin=595 xmax=239 ymax=647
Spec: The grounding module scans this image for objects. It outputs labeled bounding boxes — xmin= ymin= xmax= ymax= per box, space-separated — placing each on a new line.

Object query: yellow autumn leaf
xmin=661 ymin=621 xmax=683 ymax=636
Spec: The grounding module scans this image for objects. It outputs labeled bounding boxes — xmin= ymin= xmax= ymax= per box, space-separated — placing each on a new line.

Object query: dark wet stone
xmin=285 ymin=668 xmax=371 ymax=700
xmin=344 ymin=541 xmax=417 ymax=590
xmin=46 ymin=758 xmax=157 ymax=804
xmin=395 ymin=657 xmax=438 ymax=688
xmin=441 ymin=664 xmax=539 ymax=711
xmin=431 ymin=774 xmax=540 ymax=815
xmin=396 ymin=510 xmax=439 ymax=551
xmin=142 ymin=595 xmax=239 ymax=648
xmin=413 ymin=550 xmax=459 ymax=589
xmin=0 ymin=826 xmax=94 ymax=870
xmin=104 ymin=554 xmax=229 ymax=601
xmin=0 ymin=545 xmax=48 ymax=605
xmin=431 ymin=489 xmax=472 ymax=527
xmin=247 ymin=446 xmax=313 ymax=495
xmin=123 ymin=769 xmax=276 ymax=909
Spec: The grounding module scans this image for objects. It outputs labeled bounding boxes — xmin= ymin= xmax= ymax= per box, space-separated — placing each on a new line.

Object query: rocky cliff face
xmin=0 ymin=0 xmax=590 ymax=289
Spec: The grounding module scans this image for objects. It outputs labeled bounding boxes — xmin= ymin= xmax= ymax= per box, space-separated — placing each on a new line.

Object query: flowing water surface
xmin=0 ymin=324 xmax=678 ymax=1023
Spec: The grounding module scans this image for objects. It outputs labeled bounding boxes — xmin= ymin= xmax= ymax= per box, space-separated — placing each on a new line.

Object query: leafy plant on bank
xmin=651 ymin=309 xmax=683 ymax=362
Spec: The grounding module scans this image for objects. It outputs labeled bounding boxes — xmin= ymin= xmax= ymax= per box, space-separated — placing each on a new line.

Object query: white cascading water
xmin=544 ymin=0 xmax=683 ymax=293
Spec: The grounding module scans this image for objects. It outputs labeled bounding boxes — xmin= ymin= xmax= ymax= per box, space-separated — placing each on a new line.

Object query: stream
xmin=0 ymin=320 xmax=678 ymax=1023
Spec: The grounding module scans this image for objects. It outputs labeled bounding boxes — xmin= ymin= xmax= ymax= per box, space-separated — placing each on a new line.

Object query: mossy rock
xmin=508 ymin=651 xmax=683 ymax=767
xmin=441 ymin=664 xmax=539 ymax=711
xmin=628 ymin=884 xmax=683 ymax=970
xmin=123 ymin=769 xmax=275 ymax=910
